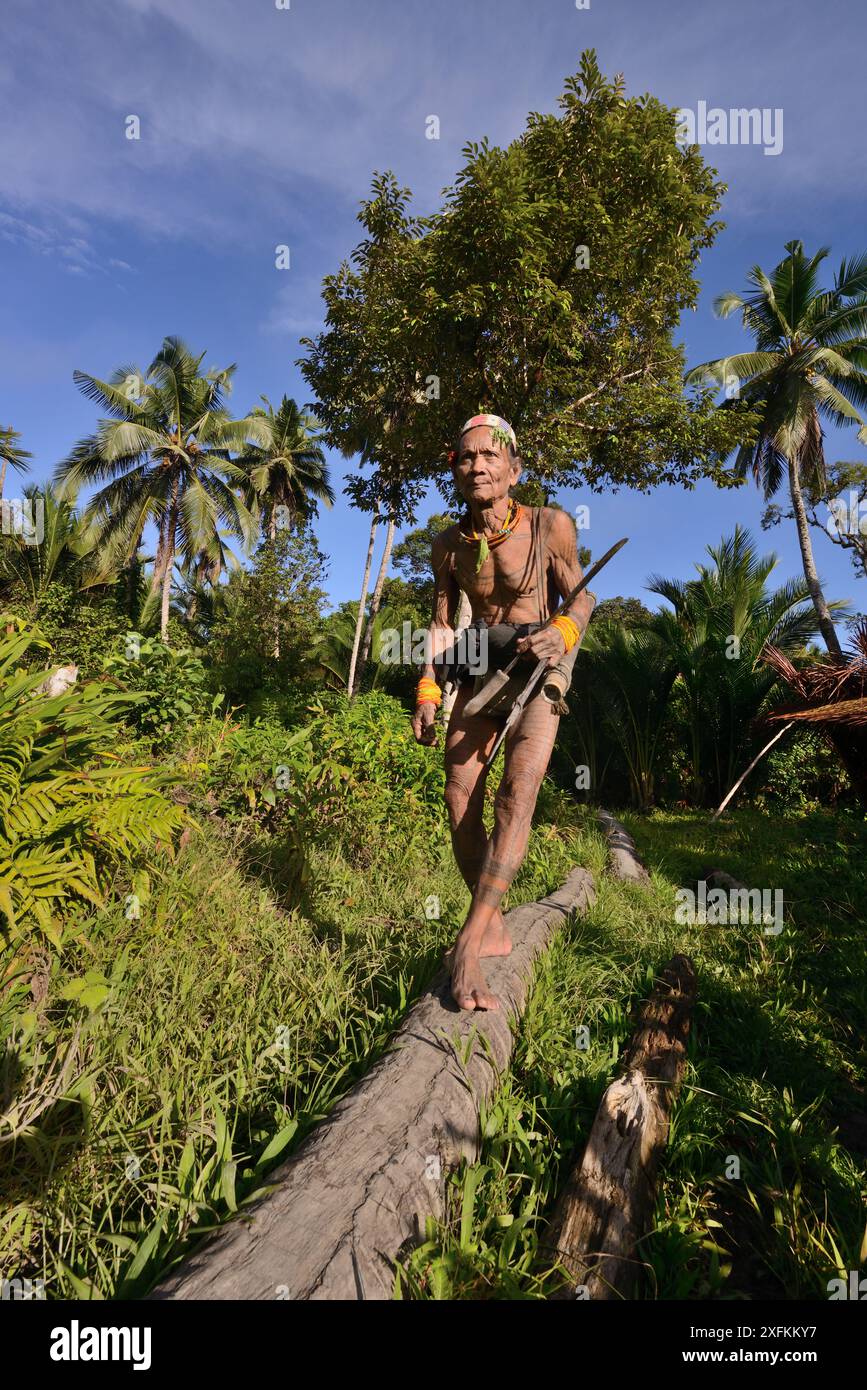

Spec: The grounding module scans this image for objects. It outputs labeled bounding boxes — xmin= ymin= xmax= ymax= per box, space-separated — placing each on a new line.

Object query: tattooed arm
xmin=515 ymin=509 xmax=594 ymax=664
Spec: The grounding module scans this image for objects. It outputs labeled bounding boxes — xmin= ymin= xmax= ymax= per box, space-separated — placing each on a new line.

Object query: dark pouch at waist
xmin=433 ymin=620 xmax=543 ymax=683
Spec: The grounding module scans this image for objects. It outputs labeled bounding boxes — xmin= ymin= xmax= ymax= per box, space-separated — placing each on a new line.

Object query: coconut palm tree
xmin=56 ymin=336 xmax=268 ymax=640
xmin=174 ymin=533 xmax=241 ymax=633
xmin=239 ymin=396 xmax=333 ymax=540
xmin=0 ymin=425 xmax=32 ymax=502
xmin=686 ymin=241 xmax=867 ymax=659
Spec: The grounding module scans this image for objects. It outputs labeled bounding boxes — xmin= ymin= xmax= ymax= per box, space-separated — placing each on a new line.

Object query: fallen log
xmin=543 ymin=952 xmax=697 ymax=1299
xmin=151 ymin=866 xmax=596 ymax=1301
xmin=597 ymin=809 xmax=650 ymax=884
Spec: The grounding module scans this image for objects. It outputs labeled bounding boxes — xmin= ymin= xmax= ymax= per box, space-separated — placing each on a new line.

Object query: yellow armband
xmin=416 ymin=677 xmax=442 ymax=708
xmin=551 ymin=614 xmax=581 ymax=652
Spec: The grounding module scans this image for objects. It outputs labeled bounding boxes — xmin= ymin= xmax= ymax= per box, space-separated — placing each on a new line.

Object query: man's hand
xmin=515 ymin=626 xmax=568 ymax=666
xmin=412 ymin=701 xmax=439 ymax=745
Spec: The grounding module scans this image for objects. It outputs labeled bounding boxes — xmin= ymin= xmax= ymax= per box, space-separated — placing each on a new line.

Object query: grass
xmin=401 ymin=805 xmax=867 ymax=1300
xmin=0 ymin=762 xmax=582 ymax=1299
xmin=3 ymin=740 xmax=864 ymax=1300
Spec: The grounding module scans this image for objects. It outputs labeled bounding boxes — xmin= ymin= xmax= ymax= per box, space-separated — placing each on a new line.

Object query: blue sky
xmin=2 ymin=0 xmax=866 ymax=620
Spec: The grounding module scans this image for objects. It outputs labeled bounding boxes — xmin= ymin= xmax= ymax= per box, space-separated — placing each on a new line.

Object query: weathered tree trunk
xmin=160 ymin=548 xmax=174 ymax=642
xmin=347 ymin=508 xmax=378 ymax=696
xmin=789 ymin=453 xmax=843 ymax=660
xmin=0 ymin=457 xmax=7 ymax=501
xmin=543 ymin=953 xmax=697 ymax=1300
xmin=151 ymin=868 xmax=596 ymax=1301
xmin=150 ymin=516 xmax=167 ymax=595
xmin=354 ymin=515 xmax=395 ymax=693
xmin=597 ymin=809 xmax=649 ymax=884
xmin=159 ymin=477 xmax=180 ymax=642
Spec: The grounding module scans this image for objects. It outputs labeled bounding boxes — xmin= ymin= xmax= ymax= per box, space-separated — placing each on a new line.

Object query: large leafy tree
xmin=205 ymin=527 xmax=328 ymax=706
xmin=301 ymin=54 xmax=751 ymax=697
xmin=302 ymin=51 xmax=750 ymax=511
xmin=239 ymin=396 xmax=334 ymax=540
xmin=56 ymin=336 xmax=268 ymax=640
xmin=686 ymin=240 xmax=867 ymax=659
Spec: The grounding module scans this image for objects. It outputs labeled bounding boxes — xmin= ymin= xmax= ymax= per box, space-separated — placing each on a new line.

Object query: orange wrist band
xmin=416 ymin=677 xmax=442 ymax=708
xmin=551 ymin=614 xmax=581 ymax=652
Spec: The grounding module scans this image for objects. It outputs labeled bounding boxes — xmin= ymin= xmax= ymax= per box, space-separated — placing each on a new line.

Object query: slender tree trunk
xmin=268 ymin=502 xmax=284 ymax=659
xmin=0 ymin=457 xmax=7 ymax=502
xmin=151 ymin=517 xmax=167 ymax=595
xmin=354 ymin=516 xmax=395 ymax=694
xmin=160 ymin=553 xmax=173 ymax=641
xmin=347 ymin=507 xmax=379 ymax=696
xmin=789 ymin=454 xmax=843 ymax=660
xmin=127 ymin=551 xmax=140 ymax=623
xmin=160 ymin=477 xmax=180 ymax=642
xmin=271 ymin=524 xmax=281 ymax=662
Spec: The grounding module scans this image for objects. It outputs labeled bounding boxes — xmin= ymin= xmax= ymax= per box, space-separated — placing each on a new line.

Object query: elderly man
xmin=411 ymin=414 xmax=593 ymax=1012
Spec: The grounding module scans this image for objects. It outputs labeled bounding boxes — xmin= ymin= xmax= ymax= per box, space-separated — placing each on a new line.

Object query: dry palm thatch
xmin=760 ymin=619 xmax=867 ymax=802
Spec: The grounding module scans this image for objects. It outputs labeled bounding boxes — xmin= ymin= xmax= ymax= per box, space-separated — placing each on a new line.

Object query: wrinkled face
xmin=451 ymin=426 xmax=521 ymax=506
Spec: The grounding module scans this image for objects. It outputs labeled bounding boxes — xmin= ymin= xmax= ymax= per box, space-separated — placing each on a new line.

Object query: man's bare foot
xmin=449 ymin=935 xmax=500 ymax=1011
xmin=444 ymin=911 xmax=511 ymax=965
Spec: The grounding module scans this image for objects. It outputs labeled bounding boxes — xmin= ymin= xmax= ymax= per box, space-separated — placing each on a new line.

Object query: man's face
xmin=452 ymin=426 xmax=520 ymax=506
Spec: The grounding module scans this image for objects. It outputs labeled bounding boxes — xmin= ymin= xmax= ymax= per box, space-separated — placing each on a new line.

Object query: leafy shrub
xmin=196 ymin=691 xmax=446 ymax=893
xmin=17 ymin=581 xmax=129 ymax=680
xmin=102 ymin=633 xmax=215 ymax=747
xmin=752 ymin=728 xmax=851 ymax=809
xmin=0 ymin=619 xmax=187 ymax=948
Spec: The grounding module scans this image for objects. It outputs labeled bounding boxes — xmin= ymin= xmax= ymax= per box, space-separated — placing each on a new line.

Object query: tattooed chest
xmin=454 ymin=535 xmax=543 ymax=610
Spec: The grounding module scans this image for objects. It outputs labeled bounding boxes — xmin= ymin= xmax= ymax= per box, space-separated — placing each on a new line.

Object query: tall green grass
xmin=401 ymin=807 xmax=867 ymax=1300
xmin=3 ymin=683 xmax=863 ymax=1301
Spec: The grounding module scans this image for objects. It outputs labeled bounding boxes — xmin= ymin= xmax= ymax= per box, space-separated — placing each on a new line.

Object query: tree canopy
xmin=300 ymin=51 xmax=752 ymax=520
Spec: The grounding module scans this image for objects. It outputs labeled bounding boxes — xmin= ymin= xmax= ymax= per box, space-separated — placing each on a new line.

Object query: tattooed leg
xmin=450 ymin=694 xmax=561 ymax=1010
xmin=443 ymin=683 xmax=512 ymax=962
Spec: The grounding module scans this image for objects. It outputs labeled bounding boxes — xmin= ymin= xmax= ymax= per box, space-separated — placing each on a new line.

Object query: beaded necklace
xmin=459 ymin=499 xmax=522 ymax=572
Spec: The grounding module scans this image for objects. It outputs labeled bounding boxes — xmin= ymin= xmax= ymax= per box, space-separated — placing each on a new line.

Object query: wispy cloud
xmin=4 ymin=0 xmax=864 ymax=269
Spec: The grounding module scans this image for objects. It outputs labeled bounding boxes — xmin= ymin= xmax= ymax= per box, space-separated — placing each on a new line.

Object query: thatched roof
xmin=761 ymin=618 xmax=867 ymax=729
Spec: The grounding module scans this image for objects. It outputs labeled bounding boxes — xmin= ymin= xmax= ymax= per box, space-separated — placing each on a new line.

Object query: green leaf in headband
xmin=475 ymin=536 xmax=490 ymax=572
xmin=490 ymin=425 xmax=514 ymax=452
